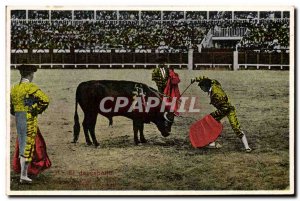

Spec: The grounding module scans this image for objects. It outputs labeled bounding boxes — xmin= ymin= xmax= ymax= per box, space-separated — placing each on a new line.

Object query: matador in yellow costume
xmin=191 ymin=76 xmax=252 ymax=152
xmin=11 ymin=65 xmax=49 ymax=183
xmin=152 ymin=57 xmax=169 ymax=93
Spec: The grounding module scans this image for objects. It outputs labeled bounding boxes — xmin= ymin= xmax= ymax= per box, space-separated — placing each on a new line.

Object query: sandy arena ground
xmin=9 ymin=69 xmax=290 ymax=191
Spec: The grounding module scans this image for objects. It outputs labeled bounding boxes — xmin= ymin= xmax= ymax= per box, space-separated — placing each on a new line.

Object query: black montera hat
xmin=17 ymin=65 xmax=37 ymax=73
xmin=197 ymin=77 xmax=211 ymax=87
xmin=198 ymin=77 xmax=212 ymax=92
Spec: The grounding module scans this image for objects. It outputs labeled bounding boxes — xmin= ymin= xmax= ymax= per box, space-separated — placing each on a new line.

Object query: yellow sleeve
xmin=28 ymin=83 xmax=50 ymax=115
xmin=35 ymin=89 xmax=49 ymax=112
xmin=210 ymin=85 xmax=229 ymax=106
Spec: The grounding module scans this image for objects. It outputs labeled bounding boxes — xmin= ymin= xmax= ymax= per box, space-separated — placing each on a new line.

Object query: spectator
xmin=10 ymin=10 xmax=289 ymax=52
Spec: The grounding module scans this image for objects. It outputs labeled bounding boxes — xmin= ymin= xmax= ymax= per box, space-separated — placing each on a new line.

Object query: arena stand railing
xmin=10 ymin=51 xmax=289 ymax=70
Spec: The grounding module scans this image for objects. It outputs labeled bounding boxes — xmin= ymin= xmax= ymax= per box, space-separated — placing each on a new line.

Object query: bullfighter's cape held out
xmin=189 ymin=114 xmax=223 ymax=148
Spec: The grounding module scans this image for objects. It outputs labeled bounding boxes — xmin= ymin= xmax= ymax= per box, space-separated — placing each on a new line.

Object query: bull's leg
xmin=139 ymin=123 xmax=147 ymax=143
xmin=87 ymin=113 xmax=100 ymax=147
xmin=133 ymin=120 xmax=140 ymax=145
xmin=89 ymin=127 xmax=100 ymax=147
xmin=82 ymin=122 xmax=92 ymax=146
xmin=133 ymin=120 xmax=147 ymax=144
xmin=82 ymin=112 xmax=94 ymax=146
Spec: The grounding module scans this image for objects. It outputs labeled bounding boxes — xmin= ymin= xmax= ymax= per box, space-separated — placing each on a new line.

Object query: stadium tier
xmin=10 ymin=10 xmax=290 ymax=70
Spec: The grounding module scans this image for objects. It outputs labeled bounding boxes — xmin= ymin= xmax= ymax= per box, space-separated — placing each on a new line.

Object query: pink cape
xmin=189 ymin=115 xmax=223 ymax=148
xmin=12 ymin=128 xmax=51 ymax=176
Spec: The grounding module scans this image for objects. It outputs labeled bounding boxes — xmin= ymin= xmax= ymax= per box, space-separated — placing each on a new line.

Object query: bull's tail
xmin=108 ymin=117 xmax=113 ymax=127
xmin=72 ymin=87 xmax=81 ymax=143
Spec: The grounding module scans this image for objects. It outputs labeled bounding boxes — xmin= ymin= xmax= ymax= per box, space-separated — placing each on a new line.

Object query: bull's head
xmin=155 ymin=112 xmax=175 ymax=137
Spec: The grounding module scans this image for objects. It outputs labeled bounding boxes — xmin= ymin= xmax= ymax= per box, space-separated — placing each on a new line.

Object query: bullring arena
xmin=8 ymin=8 xmax=292 ymax=193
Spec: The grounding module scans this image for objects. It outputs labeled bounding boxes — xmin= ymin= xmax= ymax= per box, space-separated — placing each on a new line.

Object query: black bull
xmin=72 ymin=80 xmax=175 ymax=147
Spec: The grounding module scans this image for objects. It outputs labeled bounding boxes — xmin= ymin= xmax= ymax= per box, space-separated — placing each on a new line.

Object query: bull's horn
xmin=164 ymin=112 xmax=173 ymax=122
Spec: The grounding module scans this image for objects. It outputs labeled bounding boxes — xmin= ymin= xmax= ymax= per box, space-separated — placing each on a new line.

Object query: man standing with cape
xmin=11 ymin=65 xmax=51 ymax=183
